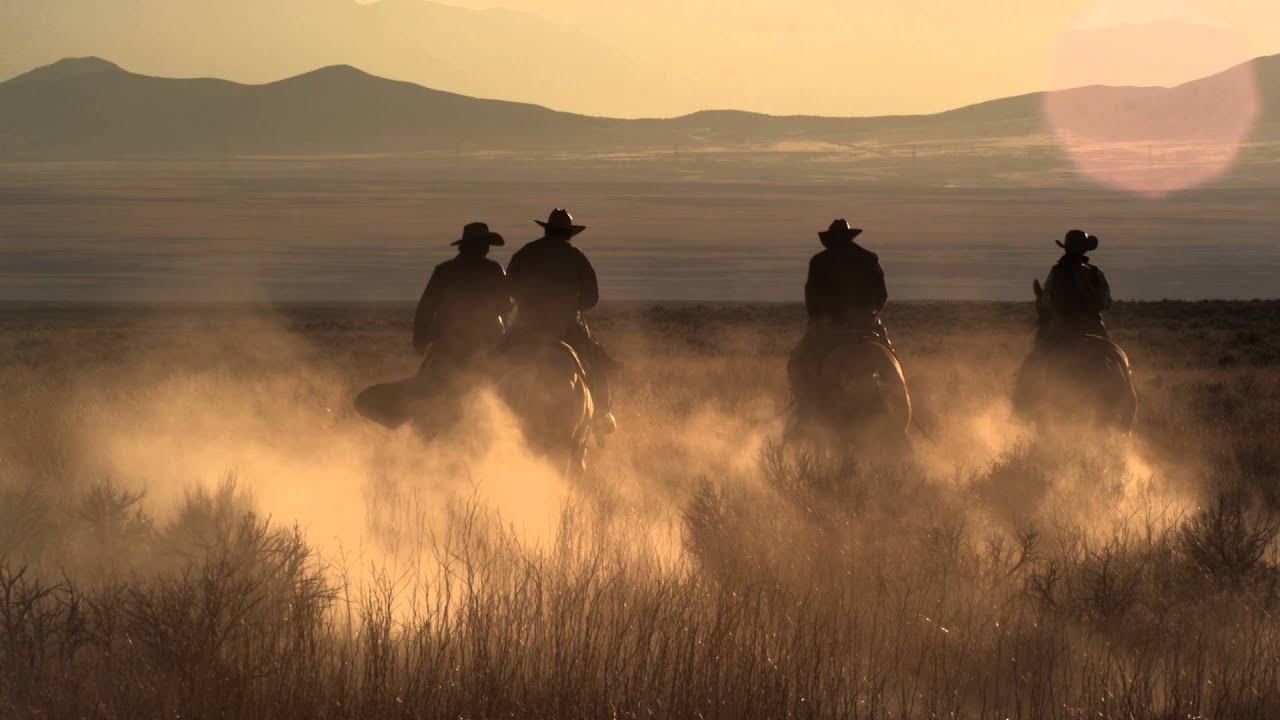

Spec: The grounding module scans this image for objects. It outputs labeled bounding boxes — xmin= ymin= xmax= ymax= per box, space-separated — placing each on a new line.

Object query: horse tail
xmin=567 ymin=371 xmax=593 ymax=479
xmin=354 ymin=377 xmax=421 ymax=430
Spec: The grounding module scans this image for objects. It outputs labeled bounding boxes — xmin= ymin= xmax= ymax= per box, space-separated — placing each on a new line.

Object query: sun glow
xmin=1045 ymin=1 xmax=1259 ymax=197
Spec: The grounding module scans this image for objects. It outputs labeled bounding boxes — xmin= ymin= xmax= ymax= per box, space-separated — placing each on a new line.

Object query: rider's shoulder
xmin=509 ymin=240 xmax=540 ymax=261
xmin=564 ymin=243 xmax=592 ymax=264
xmin=1068 ymin=260 xmax=1104 ymax=277
xmin=850 ymin=243 xmax=879 ymax=261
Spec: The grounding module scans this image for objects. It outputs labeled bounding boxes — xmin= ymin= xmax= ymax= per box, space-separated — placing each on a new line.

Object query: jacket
xmin=506 ymin=237 xmax=599 ymax=333
xmin=805 ymin=241 xmax=888 ymax=327
xmin=1042 ymin=254 xmax=1111 ymax=338
xmin=413 ymin=254 xmax=511 ymax=355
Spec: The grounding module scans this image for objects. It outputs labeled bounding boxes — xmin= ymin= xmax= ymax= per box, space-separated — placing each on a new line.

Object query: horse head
xmin=1030 ymin=278 xmax=1055 ymax=345
xmin=1033 ymin=277 xmax=1050 ymax=320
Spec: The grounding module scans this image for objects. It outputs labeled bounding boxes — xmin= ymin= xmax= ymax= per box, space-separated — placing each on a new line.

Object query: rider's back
xmin=507 ymin=237 xmax=599 ymax=334
xmin=415 ymin=254 xmax=508 ymax=353
xmin=1043 ymin=254 xmax=1111 ymax=339
xmin=806 ymin=243 xmax=887 ymax=328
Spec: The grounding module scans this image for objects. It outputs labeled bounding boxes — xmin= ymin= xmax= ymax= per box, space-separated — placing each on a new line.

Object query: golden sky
xmin=4 ymin=0 xmax=1279 ymax=117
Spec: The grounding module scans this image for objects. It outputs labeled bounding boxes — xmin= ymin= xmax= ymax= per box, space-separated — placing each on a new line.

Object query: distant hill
xmin=0 ymin=58 xmax=610 ymax=158
xmin=0 ymin=54 xmax=1277 ymax=160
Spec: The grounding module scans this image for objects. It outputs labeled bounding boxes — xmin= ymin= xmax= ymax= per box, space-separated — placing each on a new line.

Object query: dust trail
xmin=10 ymin=307 xmax=1213 ymax=593
xmin=39 ymin=311 xmax=570 ymax=591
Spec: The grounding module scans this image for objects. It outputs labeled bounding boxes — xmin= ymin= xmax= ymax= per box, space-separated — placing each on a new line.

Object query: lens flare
xmin=1044 ymin=5 xmax=1258 ymax=197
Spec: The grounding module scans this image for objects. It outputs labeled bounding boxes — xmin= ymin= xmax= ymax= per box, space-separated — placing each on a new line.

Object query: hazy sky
xmin=4 ymin=0 xmax=1280 ymax=117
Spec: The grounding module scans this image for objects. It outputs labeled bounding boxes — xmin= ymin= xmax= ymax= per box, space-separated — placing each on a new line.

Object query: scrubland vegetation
xmin=1 ymin=300 xmax=1278 ymax=718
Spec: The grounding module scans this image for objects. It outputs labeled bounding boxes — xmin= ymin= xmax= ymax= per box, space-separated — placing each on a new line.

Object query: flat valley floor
xmin=3 ymin=160 xmax=1279 ymax=303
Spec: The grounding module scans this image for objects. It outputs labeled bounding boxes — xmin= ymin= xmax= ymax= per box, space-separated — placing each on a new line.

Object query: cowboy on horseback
xmin=788 ymin=219 xmax=907 ymax=429
xmin=354 ymin=222 xmax=510 ymax=432
xmin=803 ymin=219 xmax=892 ymax=347
xmin=504 ymin=209 xmax=617 ymax=436
xmin=1037 ymin=229 xmax=1112 ymax=348
xmin=1013 ymin=229 xmax=1136 ymax=431
xmin=413 ymin=222 xmax=511 ymax=385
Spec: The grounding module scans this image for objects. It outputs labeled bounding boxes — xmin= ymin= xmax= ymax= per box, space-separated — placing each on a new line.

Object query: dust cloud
xmin=0 ymin=303 xmax=1223 ymax=604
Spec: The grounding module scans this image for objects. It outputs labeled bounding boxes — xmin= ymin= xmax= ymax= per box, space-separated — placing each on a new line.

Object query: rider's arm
xmin=413 ymin=268 xmax=441 ymax=354
xmin=804 ymin=256 xmax=825 ymax=318
xmin=873 ymin=258 xmax=888 ymax=313
xmin=577 ymin=251 xmax=600 ymax=311
xmin=1094 ymin=269 xmax=1113 ymax=312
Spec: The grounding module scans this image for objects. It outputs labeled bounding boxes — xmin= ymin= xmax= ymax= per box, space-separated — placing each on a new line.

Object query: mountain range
xmin=1 ymin=54 xmax=1278 ymax=160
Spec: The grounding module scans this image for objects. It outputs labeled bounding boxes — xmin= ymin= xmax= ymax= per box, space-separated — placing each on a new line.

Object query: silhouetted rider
xmin=505 ymin=209 xmax=616 ymax=435
xmin=804 ymin=219 xmax=892 ymax=343
xmin=414 ymin=222 xmax=511 ymax=382
xmin=1039 ymin=229 xmax=1112 ymax=345
xmin=788 ymin=219 xmax=894 ymax=405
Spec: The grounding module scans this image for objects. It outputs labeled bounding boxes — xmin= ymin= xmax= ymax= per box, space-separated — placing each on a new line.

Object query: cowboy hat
xmin=451 ymin=222 xmax=505 ymax=247
xmin=535 ymin=208 xmax=587 ymax=237
xmin=1056 ymin=229 xmax=1098 ymax=255
xmin=818 ymin=218 xmax=864 ymax=242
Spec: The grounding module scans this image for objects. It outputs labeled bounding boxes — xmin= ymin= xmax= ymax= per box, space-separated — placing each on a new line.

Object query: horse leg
xmin=566 ymin=440 xmax=589 ymax=481
xmin=1110 ymin=370 xmax=1139 ymax=434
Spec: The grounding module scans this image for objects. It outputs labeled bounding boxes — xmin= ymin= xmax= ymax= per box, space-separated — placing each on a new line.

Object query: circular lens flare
xmin=1045 ymin=5 xmax=1258 ymax=197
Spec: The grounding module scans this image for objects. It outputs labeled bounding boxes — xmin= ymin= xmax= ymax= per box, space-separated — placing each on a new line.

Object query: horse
xmin=785 ymin=330 xmax=912 ymax=451
xmin=1012 ymin=279 xmax=1137 ymax=433
xmin=496 ymin=336 xmax=595 ymax=479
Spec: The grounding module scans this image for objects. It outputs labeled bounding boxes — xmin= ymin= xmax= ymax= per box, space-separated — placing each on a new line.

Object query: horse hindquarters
xmin=866 ymin=343 xmax=912 ymax=438
xmin=1016 ymin=336 xmax=1137 ymax=433
xmin=499 ymin=341 xmax=594 ymax=477
xmin=1082 ymin=336 xmax=1137 ymax=432
xmin=791 ymin=337 xmax=912 ymax=443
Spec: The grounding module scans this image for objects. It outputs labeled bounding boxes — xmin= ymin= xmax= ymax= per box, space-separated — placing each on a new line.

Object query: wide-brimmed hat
xmin=536 ymin=208 xmax=586 ymax=237
xmin=1056 ymin=229 xmax=1098 ymax=255
xmin=451 ymin=222 xmax=505 ymax=247
xmin=818 ymin=218 xmax=864 ymax=242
